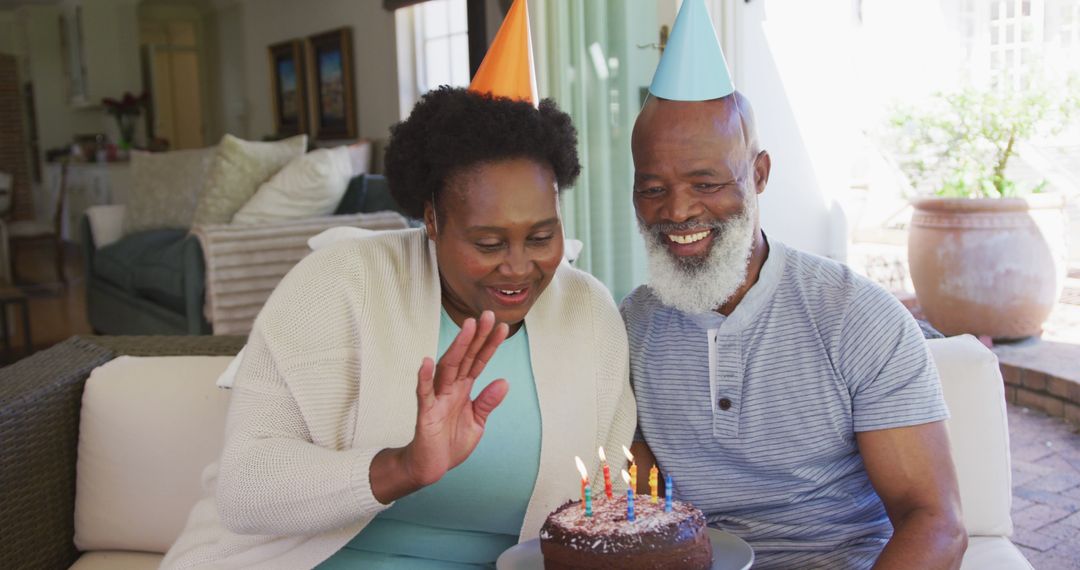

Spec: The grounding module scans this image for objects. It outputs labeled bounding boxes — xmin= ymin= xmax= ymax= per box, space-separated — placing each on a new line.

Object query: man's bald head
xmin=633 ymin=90 xmax=761 ymax=167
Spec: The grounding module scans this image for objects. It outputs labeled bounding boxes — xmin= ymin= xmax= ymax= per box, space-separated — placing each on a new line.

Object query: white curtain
xmin=533 ymin=0 xmax=661 ymax=302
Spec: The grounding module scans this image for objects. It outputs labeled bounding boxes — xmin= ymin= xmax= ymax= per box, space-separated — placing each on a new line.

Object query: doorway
xmin=140 ymin=20 xmax=206 ymax=150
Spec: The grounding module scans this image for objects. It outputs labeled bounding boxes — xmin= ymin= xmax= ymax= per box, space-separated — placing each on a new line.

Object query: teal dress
xmin=317 ymin=309 xmax=542 ymax=569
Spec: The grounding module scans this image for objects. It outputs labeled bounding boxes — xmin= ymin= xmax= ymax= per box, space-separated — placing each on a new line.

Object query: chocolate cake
xmin=539 ymin=495 xmax=712 ymax=569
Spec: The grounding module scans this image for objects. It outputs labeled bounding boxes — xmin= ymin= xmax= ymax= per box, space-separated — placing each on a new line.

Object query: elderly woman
xmin=162 ymin=87 xmax=635 ymax=569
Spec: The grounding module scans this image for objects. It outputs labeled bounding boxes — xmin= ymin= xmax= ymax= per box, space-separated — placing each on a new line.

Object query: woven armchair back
xmin=0 ymin=335 xmax=245 ymax=570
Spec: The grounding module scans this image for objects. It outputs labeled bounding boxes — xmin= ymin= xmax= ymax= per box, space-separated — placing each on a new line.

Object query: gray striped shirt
xmin=621 ymin=240 xmax=948 ymax=570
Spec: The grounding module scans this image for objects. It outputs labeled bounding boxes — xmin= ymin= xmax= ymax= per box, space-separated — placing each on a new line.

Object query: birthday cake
xmin=538 ymin=495 xmax=712 ymax=569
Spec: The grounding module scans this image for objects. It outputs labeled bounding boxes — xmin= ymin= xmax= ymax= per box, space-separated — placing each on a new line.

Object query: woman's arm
xmin=216 ymin=312 xmax=511 ymax=536
xmin=214 ymin=329 xmax=387 ymax=536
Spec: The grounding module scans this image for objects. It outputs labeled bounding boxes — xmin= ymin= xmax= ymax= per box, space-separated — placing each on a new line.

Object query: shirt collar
xmin=719 ymin=234 xmax=787 ymax=331
xmin=655 ymin=233 xmax=789 ymax=331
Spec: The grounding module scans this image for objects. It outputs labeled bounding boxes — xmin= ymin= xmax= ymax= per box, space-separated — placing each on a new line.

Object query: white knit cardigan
xmin=162 ymin=228 xmax=636 ymax=569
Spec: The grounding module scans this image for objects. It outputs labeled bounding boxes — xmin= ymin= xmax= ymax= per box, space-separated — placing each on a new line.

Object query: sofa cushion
xmin=130 ymin=236 xmax=191 ymax=313
xmin=333 ymin=173 xmax=408 ymax=216
xmin=960 ymin=537 xmax=1033 ymax=570
xmin=74 ymin=356 xmax=233 ymax=554
xmin=86 ymin=204 xmax=127 ymax=249
xmin=69 ymin=551 xmax=163 ymax=570
xmin=232 ymin=145 xmax=355 ymax=224
xmin=192 ymin=134 xmax=307 ymax=225
xmin=124 ymin=147 xmax=216 ymax=234
xmin=93 ymin=229 xmax=188 ymax=293
xmin=928 ymin=335 xmax=1013 ymax=537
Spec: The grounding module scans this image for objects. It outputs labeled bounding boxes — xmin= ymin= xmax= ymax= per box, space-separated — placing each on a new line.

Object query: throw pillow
xmin=232 ymin=146 xmax=353 ymax=224
xmin=123 ymin=147 xmax=216 ymax=234
xmin=191 ymin=134 xmax=307 ymax=225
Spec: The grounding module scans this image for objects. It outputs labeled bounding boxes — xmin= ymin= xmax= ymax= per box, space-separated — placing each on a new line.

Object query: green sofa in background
xmin=80 ymin=174 xmax=409 ymax=335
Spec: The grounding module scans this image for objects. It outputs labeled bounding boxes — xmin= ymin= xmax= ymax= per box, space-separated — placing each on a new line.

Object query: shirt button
xmin=718 ymin=398 xmax=732 ymax=411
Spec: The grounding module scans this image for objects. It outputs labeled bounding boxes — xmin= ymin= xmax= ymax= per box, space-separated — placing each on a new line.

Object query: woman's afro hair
xmin=384 ymin=86 xmax=581 ymax=218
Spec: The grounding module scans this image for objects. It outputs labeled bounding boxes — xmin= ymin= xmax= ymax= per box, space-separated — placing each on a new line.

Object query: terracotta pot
xmin=908 ymin=195 xmax=1067 ymax=340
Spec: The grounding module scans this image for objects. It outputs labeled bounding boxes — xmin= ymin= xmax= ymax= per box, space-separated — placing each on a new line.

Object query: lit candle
xmin=665 ymin=473 xmax=673 ymax=513
xmin=598 ymin=447 xmax=613 ymax=499
xmin=649 ymin=464 xmax=659 ymax=504
xmin=622 ymin=445 xmax=637 ymax=492
xmin=575 ymin=456 xmax=592 ymax=516
xmin=621 ymin=470 xmax=635 ymax=522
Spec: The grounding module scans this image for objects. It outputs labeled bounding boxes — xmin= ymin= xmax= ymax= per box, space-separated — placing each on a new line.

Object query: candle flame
xmin=575 ymin=456 xmax=588 ymax=480
xmin=621 ymin=469 xmax=631 ymax=485
xmin=598 ymin=446 xmax=606 ymax=462
xmin=622 ymin=445 xmax=634 ymax=463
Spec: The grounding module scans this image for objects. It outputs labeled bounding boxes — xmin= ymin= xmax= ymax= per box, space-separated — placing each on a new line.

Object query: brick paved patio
xmin=1008 ymin=403 xmax=1080 ymax=569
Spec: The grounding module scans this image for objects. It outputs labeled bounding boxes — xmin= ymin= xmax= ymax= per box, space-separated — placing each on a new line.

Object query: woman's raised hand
xmin=399 ymin=310 xmax=510 ymax=488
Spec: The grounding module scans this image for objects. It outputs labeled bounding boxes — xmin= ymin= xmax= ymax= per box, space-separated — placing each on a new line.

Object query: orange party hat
xmin=468 ymin=0 xmax=538 ymax=106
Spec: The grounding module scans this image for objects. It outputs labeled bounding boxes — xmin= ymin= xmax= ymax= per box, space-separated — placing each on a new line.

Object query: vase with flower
xmin=102 ymin=91 xmax=148 ymax=151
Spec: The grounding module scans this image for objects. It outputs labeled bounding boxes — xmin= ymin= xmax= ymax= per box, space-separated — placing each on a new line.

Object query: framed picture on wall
xmin=268 ymin=39 xmax=308 ymax=136
xmin=308 ymin=27 xmax=357 ymax=140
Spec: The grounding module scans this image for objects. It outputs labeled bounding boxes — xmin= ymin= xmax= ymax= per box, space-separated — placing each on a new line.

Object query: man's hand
xmin=859 ymin=421 xmax=967 ymax=569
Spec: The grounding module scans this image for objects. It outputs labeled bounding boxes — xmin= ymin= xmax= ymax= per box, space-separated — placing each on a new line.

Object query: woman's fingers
xmin=472 ymin=379 xmax=509 ymax=427
xmin=467 ymin=322 xmax=509 ymax=380
xmin=415 ymin=357 xmax=436 ymax=410
xmin=455 ymin=311 xmax=496 ymax=386
xmin=434 ymin=317 xmax=476 ymax=393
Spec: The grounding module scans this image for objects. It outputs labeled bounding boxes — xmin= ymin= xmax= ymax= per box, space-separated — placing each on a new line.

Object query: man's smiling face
xmin=631 ymin=94 xmax=770 ymax=313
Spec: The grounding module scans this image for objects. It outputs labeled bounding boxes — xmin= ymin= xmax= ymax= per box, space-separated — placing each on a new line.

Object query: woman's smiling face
xmin=426 ymin=157 xmax=564 ymax=330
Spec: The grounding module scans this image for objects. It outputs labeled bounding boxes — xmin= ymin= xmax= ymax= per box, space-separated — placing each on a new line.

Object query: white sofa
xmin=64 ymin=335 xmax=1030 ymax=569
xmin=929 ymin=335 xmax=1033 ymax=570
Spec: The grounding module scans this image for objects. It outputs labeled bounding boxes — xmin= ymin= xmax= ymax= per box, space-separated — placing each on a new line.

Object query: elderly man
xmin=622 ymin=2 xmax=966 ymax=569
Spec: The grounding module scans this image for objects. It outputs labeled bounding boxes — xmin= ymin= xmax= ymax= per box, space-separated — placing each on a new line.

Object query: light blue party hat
xmin=649 ymin=0 xmax=734 ymax=101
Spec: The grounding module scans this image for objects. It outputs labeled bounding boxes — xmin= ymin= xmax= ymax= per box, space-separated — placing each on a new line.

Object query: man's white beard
xmin=639 ymin=199 xmax=756 ymax=314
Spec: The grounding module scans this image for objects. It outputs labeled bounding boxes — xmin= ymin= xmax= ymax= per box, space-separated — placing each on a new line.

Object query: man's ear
xmin=753 ymin=150 xmax=771 ymax=195
xmin=423 ymin=201 xmax=437 ymax=239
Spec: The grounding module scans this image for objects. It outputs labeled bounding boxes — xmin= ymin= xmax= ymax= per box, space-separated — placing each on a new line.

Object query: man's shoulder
xmin=778 ymin=244 xmax=890 ymax=313
xmin=782 ymin=246 xmax=919 ymax=350
xmin=619 ymin=284 xmax=665 ymax=323
xmin=781 ymin=244 xmax=858 ymax=289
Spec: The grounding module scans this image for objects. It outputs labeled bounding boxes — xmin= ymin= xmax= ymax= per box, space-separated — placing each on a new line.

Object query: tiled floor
xmin=1009 ymin=404 xmax=1080 ymax=568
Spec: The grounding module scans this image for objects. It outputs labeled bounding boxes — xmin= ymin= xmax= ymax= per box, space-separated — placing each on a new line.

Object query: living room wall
xmin=222 ymin=0 xmax=400 ymax=144
xmin=0 ymin=11 xmax=17 ymax=55
xmin=3 ymin=2 xmax=143 ymax=169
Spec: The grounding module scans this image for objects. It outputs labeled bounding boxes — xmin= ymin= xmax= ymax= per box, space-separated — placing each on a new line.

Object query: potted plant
xmin=885 ymin=78 xmax=1079 ymax=339
xmin=102 ymin=91 xmax=148 ymax=151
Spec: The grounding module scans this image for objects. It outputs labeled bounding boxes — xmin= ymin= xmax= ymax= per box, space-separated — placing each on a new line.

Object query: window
xmin=986 ymin=0 xmax=1044 ymax=91
xmin=1057 ymin=0 xmax=1080 ymax=50
xmin=414 ymin=0 xmax=470 ymax=93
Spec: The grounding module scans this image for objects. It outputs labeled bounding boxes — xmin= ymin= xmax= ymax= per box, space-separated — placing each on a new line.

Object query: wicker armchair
xmin=0 ymin=335 xmax=245 ymax=570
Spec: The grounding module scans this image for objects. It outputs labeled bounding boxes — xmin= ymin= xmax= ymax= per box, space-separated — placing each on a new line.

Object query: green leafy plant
xmin=884 ymin=76 xmax=1079 ymax=198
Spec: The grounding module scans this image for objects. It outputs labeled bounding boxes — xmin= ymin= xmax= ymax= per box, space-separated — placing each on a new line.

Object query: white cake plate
xmin=496 ymin=527 xmax=754 ymax=570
